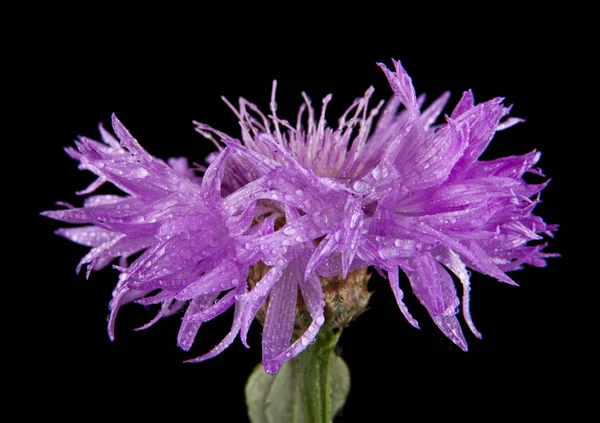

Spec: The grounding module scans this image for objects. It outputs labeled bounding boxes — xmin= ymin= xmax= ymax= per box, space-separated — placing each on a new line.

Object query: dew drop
xmin=334 ymin=229 xmax=343 ymax=242
xmin=295 ymin=189 xmax=304 ymax=196
xmin=372 ymin=165 xmax=389 ymax=181
xmin=283 ymin=226 xmax=297 ymax=235
xmin=131 ymin=167 xmax=149 ymax=178
xmin=316 ymin=316 xmax=325 ymax=325
xmin=353 ymin=180 xmax=368 ymax=192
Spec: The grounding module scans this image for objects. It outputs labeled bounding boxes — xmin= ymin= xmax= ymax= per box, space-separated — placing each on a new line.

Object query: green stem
xmin=294 ymin=326 xmax=342 ymax=423
xmin=245 ymin=326 xmax=349 ymax=423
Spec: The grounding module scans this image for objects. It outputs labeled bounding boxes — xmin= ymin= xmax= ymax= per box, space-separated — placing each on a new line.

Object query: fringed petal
xmin=261 ymin=259 xmax=299 ymax=363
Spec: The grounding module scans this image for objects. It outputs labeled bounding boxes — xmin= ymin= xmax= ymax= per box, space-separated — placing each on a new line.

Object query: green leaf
xmin=330 ymin=355 xmax=350 ymax=418
xmin=245 ymin=327 xmax=350 ymax=423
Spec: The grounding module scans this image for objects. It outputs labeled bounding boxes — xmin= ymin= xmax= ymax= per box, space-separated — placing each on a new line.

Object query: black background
xmin=14 ymin=8 xmax=583 ymax=422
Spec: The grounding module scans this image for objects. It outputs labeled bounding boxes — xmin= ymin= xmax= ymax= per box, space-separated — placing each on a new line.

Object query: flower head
xmin=43 ymin=60 xmax=557 ymax=374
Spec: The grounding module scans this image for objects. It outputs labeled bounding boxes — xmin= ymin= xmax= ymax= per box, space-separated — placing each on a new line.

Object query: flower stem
xmin=245 ymin=326 xmax=349 ymax=423
xmin=294 ymin=327 xmax=341 ymax=421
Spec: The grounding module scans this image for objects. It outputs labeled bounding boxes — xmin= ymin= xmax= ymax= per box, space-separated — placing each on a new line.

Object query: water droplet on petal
xmin=283 ymin=226 xmax=297 ymax=235
xmin=353 ymin=180 xmax=368 ymax=192
xmin=131 ymin=167 xmax=149 ymax=178
xmin=334 ymin=229 xmax=343 ymax=242
xmin=372 ymin=165 xmax=389 ymax=181
xmin=349 ymin=214 xmax=360 ymax=229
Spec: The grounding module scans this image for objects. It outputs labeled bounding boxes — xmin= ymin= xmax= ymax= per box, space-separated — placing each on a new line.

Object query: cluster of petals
xmin=43 ymin=60 xmax=557 ymax=373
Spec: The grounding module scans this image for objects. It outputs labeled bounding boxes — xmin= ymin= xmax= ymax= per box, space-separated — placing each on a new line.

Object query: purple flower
xmin=43 ymin=59 xmax=557 ymax=374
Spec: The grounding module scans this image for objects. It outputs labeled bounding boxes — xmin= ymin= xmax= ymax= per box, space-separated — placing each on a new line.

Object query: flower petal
xmin=239 ymin=266 xmax=283 ymax=348
xmin=404 ymin=253 xmax=468 ymax=350
xmin=177 ymin=293 xmax=220 ymax=351
xmin=184 ymin=281 xmax=248 ymax=363
xmin=262 ymin=259 xmax=300 ymax=362
xmin=387 ymin=267 xmax=420 ymax=328
xmin=434 ymin=247 xmax=482 ymax=339
xmin=262 ymin=269 xmax=325 ymax=374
